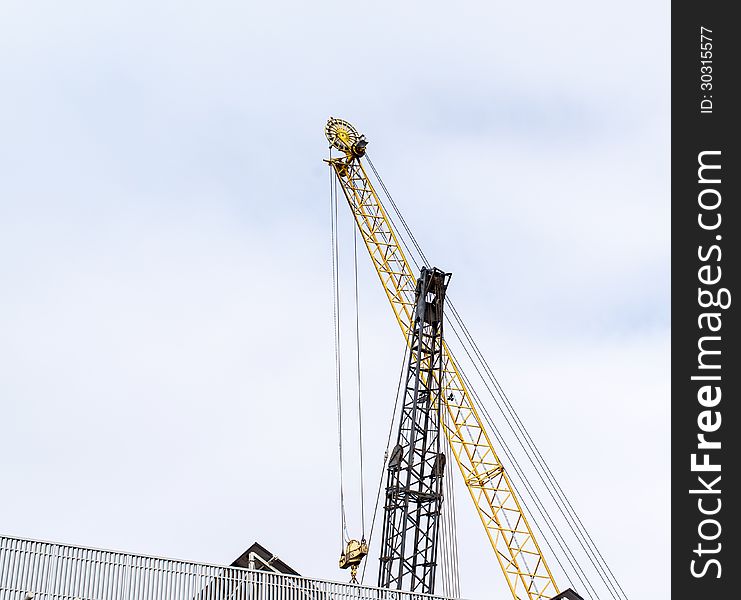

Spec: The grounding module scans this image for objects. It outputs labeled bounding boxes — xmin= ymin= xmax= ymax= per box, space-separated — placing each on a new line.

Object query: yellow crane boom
xmin=325 ymin=117 xmax=559 ymax=600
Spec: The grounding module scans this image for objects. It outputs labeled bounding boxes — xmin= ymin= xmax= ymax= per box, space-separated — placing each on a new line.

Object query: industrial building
xmin=1 ymin=535 xmax=437 ymax=600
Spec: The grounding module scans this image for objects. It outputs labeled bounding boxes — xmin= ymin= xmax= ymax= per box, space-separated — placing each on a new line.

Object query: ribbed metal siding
xmin=0 ymin=536 xmax=453 ymax=600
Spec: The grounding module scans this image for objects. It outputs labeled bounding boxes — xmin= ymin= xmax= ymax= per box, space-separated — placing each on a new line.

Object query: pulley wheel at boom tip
xmin=326 ymin=117 xmax=364 ymax=153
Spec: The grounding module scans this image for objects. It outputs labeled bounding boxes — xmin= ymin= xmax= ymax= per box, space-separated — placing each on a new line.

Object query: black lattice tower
xmin=378 ymin=266 xmax=451 ymax=595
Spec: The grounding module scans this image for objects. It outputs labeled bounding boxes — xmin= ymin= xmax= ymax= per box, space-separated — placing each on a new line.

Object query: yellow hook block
xmin=339 ymin=539 xmax=368 ymax=584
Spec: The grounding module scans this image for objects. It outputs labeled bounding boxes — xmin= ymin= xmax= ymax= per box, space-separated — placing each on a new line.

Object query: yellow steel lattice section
xmin=329 ymin=156 xmax=559 ymax=600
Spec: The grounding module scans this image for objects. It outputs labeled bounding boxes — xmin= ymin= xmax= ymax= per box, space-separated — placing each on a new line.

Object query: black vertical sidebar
xmin=672 ymin=1 xmax=738 ymax=599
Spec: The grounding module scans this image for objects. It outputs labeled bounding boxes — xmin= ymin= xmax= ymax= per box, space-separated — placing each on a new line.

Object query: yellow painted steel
xmin=326 ymin=119 xmax=560 ymax=600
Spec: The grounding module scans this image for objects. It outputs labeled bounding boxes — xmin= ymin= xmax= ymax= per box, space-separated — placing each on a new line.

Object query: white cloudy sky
xmin=0 ymin=2 xmax=668 ymax=600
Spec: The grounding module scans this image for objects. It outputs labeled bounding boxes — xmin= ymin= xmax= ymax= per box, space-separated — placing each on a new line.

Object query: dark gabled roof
xmin=231 ymin=541 xmax=300 ymax=575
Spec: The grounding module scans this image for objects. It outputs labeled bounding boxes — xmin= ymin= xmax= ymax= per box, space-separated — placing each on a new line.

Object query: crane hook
xmin=339 ymin=538 xmax=369 ymax=584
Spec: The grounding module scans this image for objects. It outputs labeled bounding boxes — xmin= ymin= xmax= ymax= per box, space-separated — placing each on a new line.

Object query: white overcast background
xmin=0 ymin=2 xmax=669 ymax=600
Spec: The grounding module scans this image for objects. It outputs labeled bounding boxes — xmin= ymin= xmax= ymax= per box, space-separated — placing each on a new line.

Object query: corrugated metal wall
xmin=0 ymin=535 xmax=449 ymax=600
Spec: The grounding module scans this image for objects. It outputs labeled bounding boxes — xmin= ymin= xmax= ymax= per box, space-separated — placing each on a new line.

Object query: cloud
xmin=1 ymin=2 xmax=668 ymax=600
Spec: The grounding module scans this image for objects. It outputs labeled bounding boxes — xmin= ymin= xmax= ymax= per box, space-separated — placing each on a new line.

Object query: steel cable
xmin=366 ymin=153 xmax=585 ymax=592
xmin=362 ymin=153 xmax=629 ymax=600
xmin=329 ymin=154 xmax=350 ymax=546
xmin=360 ymin=340 xmax=411 ymax=585
xmin=352 ymin=224 xmax=367 ymax=539
xmin=445 ymin=302 xmax=627 ymax=600
xmin=446 ymin=332 xmax=593 ymax=598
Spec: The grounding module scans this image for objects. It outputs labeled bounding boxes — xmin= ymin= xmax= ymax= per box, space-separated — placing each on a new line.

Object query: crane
xmin=325 ymin=117 xmax=583 ymax=600
xmin=378 ymin=265 xmax=450 ymax=594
